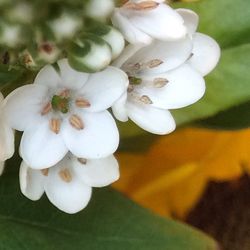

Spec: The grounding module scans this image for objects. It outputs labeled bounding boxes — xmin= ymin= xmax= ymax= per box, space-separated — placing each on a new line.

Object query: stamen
xmin=75 ymin=98 xmax=91 ymax=108
xmin=69 ymin=114 xmax=84 ymax=130
xmin=50 ymin=118 xmax=61 ymax=134
xmin=41 ymin=168 xmax=49 ymax=176
xmin=147 ymin=59 xmax=163 ymax=68
xmin=77 ymin=158 xmax=87 ymax=165
xmin=124 ymin=1 xmax=159 ymax=11
xmin=41 ymin=102 xmax=52 ymax=115
xmin=59 ymin=168 xmax=72 ymax=183
xmin=59 ymin=89 xmax=70 ymax=98
xmin=140 ymin=95 xmax=153 ymax=104
xmin=153 ymin=78 xmax=169 ymax=88
xmin=129 ymin=76 xmax=142 ymax=85
xmin=127 ymin=84 xmax=135 ymax=93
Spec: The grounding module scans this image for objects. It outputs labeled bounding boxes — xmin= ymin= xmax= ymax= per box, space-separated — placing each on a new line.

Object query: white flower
xmin=5 ymin=59 xmax=128 ymax=169
xmin=0 ymin=92 xmax=15 ymax=173
xmin=112 ymin=9 xmax=220 ymax=135
xmin=20 ymin=153 xmax=119 ymax=214
xmin=111 ymin=0 xmax=187 ymax=44
xmin=85 ymin=0 xmax=115 ymax=21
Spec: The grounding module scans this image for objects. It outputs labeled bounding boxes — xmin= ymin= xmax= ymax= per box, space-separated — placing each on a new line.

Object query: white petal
xmin=0 ymin=161 xmax=5 ymax=176
xmin=79 ymin=66 xmax=129 ymax=112
xmin=177 ymin=9 xmax=199 ymax=35
xmin=62 ymin=111 xmax=119 ymax=159
xmin=20 ymin=119 xmax=68 ymax=169
xmin=72 ymin=155 xmax=120 ymax=187
xmin=112 ymin=92 xmax=129 ymax=122
xmin=111 ymin=9 xmax=153 ymax=44
xmin=127 ymin=4 xmax=186 ymax=41
xmin=123 ymin=36 xmax=193 ymax=74
xmin=44 ymin=161 xmax=92 ymax=214
xmin=189 ymin=33 xmax=221 ymax=76
xmin=138 ymin=64 xmax=206 ymax=109
xmin=4 ymin=84 xmax=48 ymax=131
xmin=34 ymin=64 xmax=61 ymax=89
xmin=127 ymin=102 xmax=176 ymax=135
xmin=19 ymin=161 xmax=45 ymax=201
xmin=57 ymin=59 xmax=89 ymax=90
xmin=112 ymin=43 xmax=145 ymax=68
xmin=0 ymin=121 xmax=14 ymax=161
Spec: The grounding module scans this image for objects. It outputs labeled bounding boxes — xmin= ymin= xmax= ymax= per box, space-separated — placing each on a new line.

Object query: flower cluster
xmin=0 ymin=0 xmax=220 ymax=213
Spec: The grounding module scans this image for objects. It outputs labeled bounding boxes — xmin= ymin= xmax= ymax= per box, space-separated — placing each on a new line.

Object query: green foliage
xmin=0 ymin=157 xmax=218 ymax=250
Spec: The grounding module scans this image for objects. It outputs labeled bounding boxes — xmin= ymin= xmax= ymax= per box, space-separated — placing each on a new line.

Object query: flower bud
xmin=67 ymin=34 xmax=112 ymax=73
xmin=85 ymin=0 xmax=115 ymax=21
xmin=48 ymin=11 xmax=82 ymax=42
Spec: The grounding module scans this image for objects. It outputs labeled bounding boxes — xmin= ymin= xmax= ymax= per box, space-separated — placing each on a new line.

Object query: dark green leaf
xmin=0 ymin=158 xmax=218 ymax=250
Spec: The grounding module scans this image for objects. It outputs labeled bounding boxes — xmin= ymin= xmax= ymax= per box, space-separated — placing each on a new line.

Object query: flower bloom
xmin=0 ymin=92 xmax=15 ymax=174
xmin=20 ymin=153 xmax=119 ymax=214
xmin=5 ymin=59 xmax=128 ymax=169
xmin=111 ymin=0 xmax=187 ymax=44
xmin=112 ymin=9 xmax=220 ymax=135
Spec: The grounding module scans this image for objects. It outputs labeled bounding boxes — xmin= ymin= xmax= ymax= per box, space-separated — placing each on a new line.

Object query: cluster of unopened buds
xmin=0 ymin=0 xmax=220 ymax=214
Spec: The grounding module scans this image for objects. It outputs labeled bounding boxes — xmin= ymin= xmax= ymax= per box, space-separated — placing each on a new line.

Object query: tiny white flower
xmin=111 ymin=0 xmax=187 ymax=44
xmin=85 ymin=0 xmax=115 ymax=21
xmin=0 ymin=92 xmax=15 ymax=173
xmin=5 ymin=59 xmax=128 ymax=169
xmin=112 ymin=10 xmax=220 ymax=135
xmin=20 ymin=153 xmax=119 ymax=214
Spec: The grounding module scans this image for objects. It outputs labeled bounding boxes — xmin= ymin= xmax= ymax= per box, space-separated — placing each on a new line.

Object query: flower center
xmin=51 ymin=95 xmax=69 ymax=114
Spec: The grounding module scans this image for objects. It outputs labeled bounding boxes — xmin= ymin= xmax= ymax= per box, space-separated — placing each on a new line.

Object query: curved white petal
xmin=189 ymin=33 xmax=221 ymax=76
xmin=112 ymin=92 xmax=128 ymax=122
xmin=44 ymin=162 xmax=92 ymax=214
xmin=79 ymin=66 xmax=129 ymax=112
xmin=19 ymin=161 xmax=45 ymax=201
xmin=34 ymin=64 xmax=61 ymax=89
xmin=72 ymin=155 xmax=120 ymax=187
xmin=4 ymin=84 xmax=48 ymax=131
xmin=138 ymin=64 xmax=206 ymax=109
xmin=123 ymin=36 xmax=193 ymax=74
xmin=62 ymin=111 xmax=119 ymax=159
xmin=111 ymin=9 xmax=153 ymax=44
xmin=127 ymin=4 xmax=186 ymax=41
xmin=20 ymin=119 xmax=68 ymax=169
xmin=112 ymin=43 xmax=145 ymax=68
xmin=0 ymin=92 xmax=4 ymax=103
xmin=57 ymin=59 xmax=89 ymax=90
xmin=0 ymin=121 xmax=14 ymax=161
xmin=177 ymin=8 xmax=199 ymax=35
xmin=127 ymin=102 xmax=176 ymax=135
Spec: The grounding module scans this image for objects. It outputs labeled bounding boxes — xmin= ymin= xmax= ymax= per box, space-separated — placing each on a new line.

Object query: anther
xmin=41 ymin=168 xmax=49 ymax=176
xmin=75 ymin=98 xmax=91 ymax=108
xmin=50 ymin=118 xmax=61 ymax=134
xmin=147 ymin=59 xmax=163 ymax=68
xmin=77 ymin=158 xmax=87 ymax=165
xmin=140 ymin=95 xmax=153 ymax=104
xmin=41 ymin=102 xmax=52 ymax=115
xmin=153 ymin=78 xmax=169 ymax=88
xmin=59 ymin=169 xmax=72 ymax=183
xmin=69 ymin=114 xmax=84 ymax=130
xmin=124 ymin=1 xmax=159 ymax=11
xmin=127 ymin=85 xmax=135 ymax=93
xmin=59 ymin=89 xmax=70 ymax=98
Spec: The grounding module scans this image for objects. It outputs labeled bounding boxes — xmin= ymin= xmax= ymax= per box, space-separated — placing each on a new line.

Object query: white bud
xmin=85 ymin=0 xmax=115 ymax=21
xmin=101 ymin=28 xmax=125 ymax=60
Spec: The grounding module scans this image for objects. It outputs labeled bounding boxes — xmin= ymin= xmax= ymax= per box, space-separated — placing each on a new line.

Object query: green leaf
xmin=0 ymin=158 xmax=218 ymax=250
